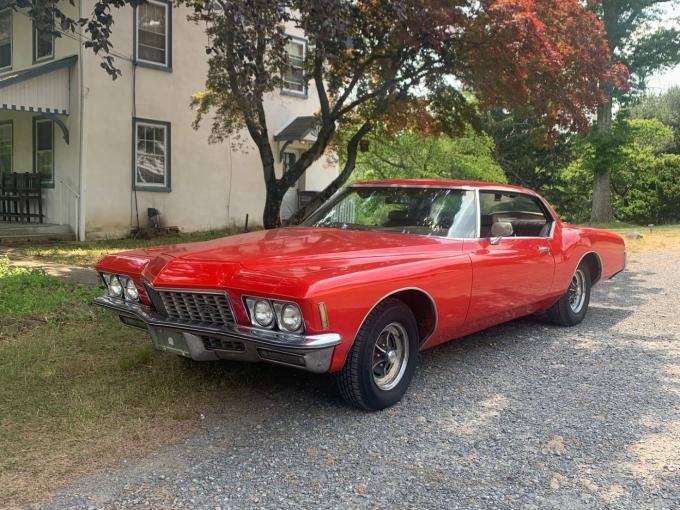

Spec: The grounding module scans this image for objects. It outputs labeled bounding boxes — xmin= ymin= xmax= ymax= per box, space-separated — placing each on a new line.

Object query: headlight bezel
xmin=276 ymin=302 xmax=303 ymax=332
xmin=253 ymin=299 xmax=275 ymax=328
xmin=100 ymin=272 xmax=140 ymax=302
xmin=123 ymin=277 xmax=140 ymax=302
xmin=244 ymin=296 xmax=304 ymax=333
xmin=108 ymin=275 xmax=123 ymax=298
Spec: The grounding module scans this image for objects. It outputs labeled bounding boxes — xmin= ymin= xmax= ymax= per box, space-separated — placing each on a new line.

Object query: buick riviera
xmin=94 ymin=180 xmax=626 ymax=410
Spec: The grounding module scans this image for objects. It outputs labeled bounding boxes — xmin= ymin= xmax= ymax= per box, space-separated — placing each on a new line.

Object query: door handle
xmin=538 ymin=246 xmax=551 ymax=254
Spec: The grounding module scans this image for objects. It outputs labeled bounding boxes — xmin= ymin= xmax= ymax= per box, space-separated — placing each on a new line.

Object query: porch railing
xmin=0 ymin=173 xmax=44 ymax=223
xmin=58 ymin=178 xmax=80 ymax=240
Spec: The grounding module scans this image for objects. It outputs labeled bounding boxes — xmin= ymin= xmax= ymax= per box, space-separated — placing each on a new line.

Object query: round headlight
xmin=253 ymin=299 xmax=274 ymax=327
xmin=109 ymin=275 xmax=123 ymax=297
xmin=280 ymin=303 xmax=302 ymax=332
xmin=124 ymin=278 xmax=139 ymax=301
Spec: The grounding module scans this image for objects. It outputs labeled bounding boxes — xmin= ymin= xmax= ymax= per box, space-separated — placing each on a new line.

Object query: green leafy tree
xmin=351 ymin=129 xmax=507 ymax=184
xmin=589 ymin=0 xmax=680 ymax=223
xmin=629 ymin=86 xmax=680 ymax=150
xmin=564 ymin=118 xmax=680 ymax=224
xmin=482 ymin=108 xmax=581 ymax=217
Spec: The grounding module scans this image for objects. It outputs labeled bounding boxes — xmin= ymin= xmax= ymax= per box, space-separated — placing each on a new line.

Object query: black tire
xmin=547 ymin=261 xmax=592 ymax=326
xmin=335 ymin=298 xmax=419 ymax=411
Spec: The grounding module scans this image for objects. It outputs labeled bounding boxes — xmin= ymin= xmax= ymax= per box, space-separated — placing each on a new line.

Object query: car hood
xmin=98 ymin=227 xmax=464 ymax=296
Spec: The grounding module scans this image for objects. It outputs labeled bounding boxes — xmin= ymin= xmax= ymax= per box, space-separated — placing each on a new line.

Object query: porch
xmin=0 ymin=55 xmax=81 ymax=240
xmin=0 ymin=222 xmax=74 ymax=244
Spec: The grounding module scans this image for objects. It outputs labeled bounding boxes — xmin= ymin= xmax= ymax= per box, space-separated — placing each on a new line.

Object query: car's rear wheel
xmin=335 ymin=298 xmax=419 ymax=411
xmin=547 ymin=261 xmax=592 ymax=326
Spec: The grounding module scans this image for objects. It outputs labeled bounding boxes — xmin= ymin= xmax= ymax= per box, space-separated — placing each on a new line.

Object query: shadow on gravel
xmin=593 ymin=268 xmax=663 ymax=310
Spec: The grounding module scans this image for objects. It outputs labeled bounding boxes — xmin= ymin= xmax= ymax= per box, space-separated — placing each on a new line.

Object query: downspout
xmin=76 ymin=0 xmax=87 ymax=241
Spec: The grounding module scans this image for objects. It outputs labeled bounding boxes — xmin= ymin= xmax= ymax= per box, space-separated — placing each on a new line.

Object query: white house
xmin=0 ymin=1 xmax=336 ymax=240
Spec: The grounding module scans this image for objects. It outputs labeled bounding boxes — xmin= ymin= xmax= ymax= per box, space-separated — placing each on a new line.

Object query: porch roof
xmin=274 ymin=116 xmax=318 ymax=141
xmin=0 ymin=55 xmax=77 ymax=116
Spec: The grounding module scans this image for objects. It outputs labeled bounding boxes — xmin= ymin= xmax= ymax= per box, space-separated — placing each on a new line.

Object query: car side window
xmin=479 ymin=191 xmax=552 ymax=238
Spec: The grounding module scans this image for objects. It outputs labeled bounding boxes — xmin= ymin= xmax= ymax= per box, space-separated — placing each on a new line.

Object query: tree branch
xmin=288 ymin=121 xmax=373 ymax=224
xmin=331 ymin=53 xmax=386 ymax=114
xmin=313 ymin=45 xmax=331 ymax=118
xmin=332 ymin=62 xmax=438 ymax=119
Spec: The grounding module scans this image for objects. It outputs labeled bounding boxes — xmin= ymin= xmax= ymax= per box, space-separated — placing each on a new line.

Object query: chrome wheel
xmin=568 ymin=268 xmax=587 ymax=313
xmin=372 ymin=322 xmax=409 ymax=391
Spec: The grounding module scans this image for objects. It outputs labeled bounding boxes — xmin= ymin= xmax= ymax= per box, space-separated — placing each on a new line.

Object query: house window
xmin=283 ymin=151 xmax=305 ymax=190
xmin=283 ymin=38 xmax=305 ymax=95
xmin=0 ymin=9 xmax=11 ymax=71
xmin=33 ymin=118 xmax=54 ymax=186
xmin=135 ymin=0 xmax=171 ymax=69
xmin=134 ymin=119 xmax=170 ymax=191
xmin=33 ymin=15 xmax=54 ymax=62
xmin=0 ymin=122 xmax=12 ymax=173
xmin=283 ymin=151 xmax=296 ymax=173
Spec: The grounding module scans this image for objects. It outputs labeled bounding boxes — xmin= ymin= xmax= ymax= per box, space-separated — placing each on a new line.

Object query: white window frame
xmin=134 ymin=0 xmax=172 ymax=70
xmin=0 ymin=9 xmax=12 ymax=71
xmin=0 ymin=121 xmax=12 ymax=173
xmin=33 ymin=16 xmax=54 ymax=63
xmin=133 ymin=118 xmax=171 ymax=192
xmin=282 ymin=36 xmax=307 ymax=97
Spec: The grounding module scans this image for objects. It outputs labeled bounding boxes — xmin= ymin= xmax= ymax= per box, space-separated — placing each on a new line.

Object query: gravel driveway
xmin=39 ymin=250 xmax=679 ymax=509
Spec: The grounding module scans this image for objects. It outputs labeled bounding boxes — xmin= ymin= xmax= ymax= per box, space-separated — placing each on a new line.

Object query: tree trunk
xmin=262 ymin=184 xmax=284 ymax=229
xmin=257 ymin=142 xmax=283 ymax=229
xmin=591 ymin=170 xmax=612 ymax=224
xmin=590 ymin=100 xmax=613 ymax=223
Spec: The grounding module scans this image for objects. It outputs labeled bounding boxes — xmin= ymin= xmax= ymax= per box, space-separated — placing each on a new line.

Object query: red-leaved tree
xmin=191 ymin=0 xmax=627 ymax=226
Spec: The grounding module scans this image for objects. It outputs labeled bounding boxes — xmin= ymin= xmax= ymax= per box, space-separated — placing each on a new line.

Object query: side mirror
xmin=490 ymin=221 xmax=513 ymax=245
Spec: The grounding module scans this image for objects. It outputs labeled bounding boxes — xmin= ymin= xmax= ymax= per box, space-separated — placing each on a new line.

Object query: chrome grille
xmin=156 ymin=290 xmax=235 ymax=327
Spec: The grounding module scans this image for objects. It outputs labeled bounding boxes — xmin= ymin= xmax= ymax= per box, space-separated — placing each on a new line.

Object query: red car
xmin=94 ymin=180 xmax=626 ymax=410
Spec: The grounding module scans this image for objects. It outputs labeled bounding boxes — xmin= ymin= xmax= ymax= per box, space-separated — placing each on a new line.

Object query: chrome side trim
xmin=355 ymin=287 xmax=439 ymax=346
xmin=475 ymin=188 xmax=481 ymax=239
xmin=93 ymin=296 xmax=341 ymax=350
xmin=350 ymin=183 xmax=480 ymax=191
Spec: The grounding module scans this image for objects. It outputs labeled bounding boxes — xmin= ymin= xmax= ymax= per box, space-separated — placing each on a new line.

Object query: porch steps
xmin=0 ymin=223 xmax=75 ymax=244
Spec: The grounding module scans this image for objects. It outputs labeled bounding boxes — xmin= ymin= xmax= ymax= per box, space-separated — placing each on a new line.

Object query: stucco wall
xmin=81 ymin=2 xmax=337 ymax=239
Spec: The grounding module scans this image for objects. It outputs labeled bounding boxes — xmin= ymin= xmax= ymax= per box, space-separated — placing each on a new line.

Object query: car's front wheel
xmin=547 ymin=261 xmax=592 ymax=326
xmin=335 ymin=298 xmax=419 ymax=411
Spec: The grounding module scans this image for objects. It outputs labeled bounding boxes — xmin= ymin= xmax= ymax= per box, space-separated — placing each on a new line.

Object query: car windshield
xmin=303 ymin=186 xmax=477 ymax=238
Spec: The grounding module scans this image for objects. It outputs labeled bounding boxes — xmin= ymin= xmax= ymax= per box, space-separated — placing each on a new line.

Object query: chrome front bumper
xmin=93 ymin=296 xmax=341 ymax=373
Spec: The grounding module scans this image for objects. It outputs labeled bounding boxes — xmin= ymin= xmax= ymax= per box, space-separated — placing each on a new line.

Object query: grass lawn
xmin=584 ymin=222 xmax=680 ymax=253
xmin=15 ymin=228 xmax=242 ymax=268
xmin=0 ymin=259 xmax=262 ymax=508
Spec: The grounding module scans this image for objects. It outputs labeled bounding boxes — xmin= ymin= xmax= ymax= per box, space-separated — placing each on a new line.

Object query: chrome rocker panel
xmin=93 ymin=296 xmax=341 ymax=373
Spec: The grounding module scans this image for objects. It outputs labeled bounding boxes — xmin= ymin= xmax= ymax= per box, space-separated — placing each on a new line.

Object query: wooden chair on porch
xmin=0 ymin=173 xmax=44 ymax=224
